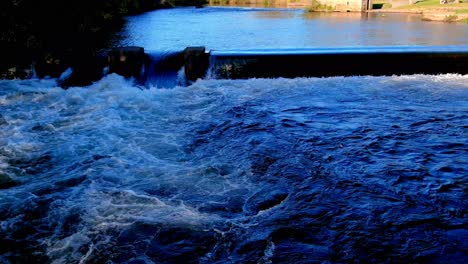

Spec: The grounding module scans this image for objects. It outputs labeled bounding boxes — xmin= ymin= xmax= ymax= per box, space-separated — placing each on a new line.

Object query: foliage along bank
xmin=0 ymin=0 xmax=206 ymax=80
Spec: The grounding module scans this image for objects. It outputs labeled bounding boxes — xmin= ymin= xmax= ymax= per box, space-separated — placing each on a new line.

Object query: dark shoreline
xmin=0 ymin=0 xmax=207 ymax=81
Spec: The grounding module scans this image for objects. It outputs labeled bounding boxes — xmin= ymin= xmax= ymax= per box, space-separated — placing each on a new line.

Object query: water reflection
xmin=121 ymin=7 xmax=468 ymax=51
xmin=303 ymin=11 xmax=371 ymax=20
xmin=254 ymin=11 xmax=297 ymax=19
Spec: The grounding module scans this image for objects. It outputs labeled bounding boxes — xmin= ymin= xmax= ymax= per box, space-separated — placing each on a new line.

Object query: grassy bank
xmin=371 ymin=0 xmax=468 ymax=22
xmin=373 ymin=0 xmax=468 ymax=14
xmin=396 ymin=0 xmax=468 ymax=10
xmin=306 ymin=0 xmax=335 ymax=12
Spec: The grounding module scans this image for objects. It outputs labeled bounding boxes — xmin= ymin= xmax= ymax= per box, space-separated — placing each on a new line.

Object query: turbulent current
xmin=0 ymin=74 xmax=467 ymax=263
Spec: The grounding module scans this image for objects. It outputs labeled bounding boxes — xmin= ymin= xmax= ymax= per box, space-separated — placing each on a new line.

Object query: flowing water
xmin=1 ymin=6 xmax=468 ymax=264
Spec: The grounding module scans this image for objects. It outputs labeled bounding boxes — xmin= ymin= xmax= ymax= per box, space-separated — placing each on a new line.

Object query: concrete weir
xmin=70 ymin=45 xmax=468 ymax=87
xmin=108 ymin=46 xmax=145 ymax=79
xmin=185 ymin=46 xmax=468 ymax=80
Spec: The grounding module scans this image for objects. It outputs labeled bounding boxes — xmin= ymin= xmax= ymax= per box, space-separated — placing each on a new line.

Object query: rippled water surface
xmin=1 ymin=74 xmax=467 ymax=263
xmin=2 ymin=5 xmax=468 ymax=264
xmin=120 ymin=7 xmax=468 ymax=50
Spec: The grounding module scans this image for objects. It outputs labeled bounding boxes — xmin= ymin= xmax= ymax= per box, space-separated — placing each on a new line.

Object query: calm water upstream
xmin=120 ymin=7 xmax=468 ymax=49
xmin=0 ymin=7 xmax=467 ymax=264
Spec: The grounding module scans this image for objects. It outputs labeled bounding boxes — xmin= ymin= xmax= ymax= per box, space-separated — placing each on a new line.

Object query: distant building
xmin=321 ymin=0 xmax=373 ymax=11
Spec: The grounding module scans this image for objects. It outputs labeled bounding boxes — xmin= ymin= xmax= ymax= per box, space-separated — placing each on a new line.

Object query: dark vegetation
xmin=0 ymin=0 xmax=206 ymax=79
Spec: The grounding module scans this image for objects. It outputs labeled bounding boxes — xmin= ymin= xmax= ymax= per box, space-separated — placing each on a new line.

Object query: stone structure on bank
xmin=216 ymin=0 xmax=373 ymax=12
xmin=321 ymin=0 xmax=373 ymax=11
xmin=286 ymin=0 xmax=373 ymax=11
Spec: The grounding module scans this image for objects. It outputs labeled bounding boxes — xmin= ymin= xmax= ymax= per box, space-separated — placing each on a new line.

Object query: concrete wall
xmin=316 ymin=0 xmax=372 ymax=12
xmin=207 ymin=47 xmax=468 ymax=80
xmin=286 ymin=0 xmax=373 ymax=12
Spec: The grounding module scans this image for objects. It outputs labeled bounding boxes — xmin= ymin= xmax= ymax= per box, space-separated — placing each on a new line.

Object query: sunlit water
xmin=120 ymin=7 xmax=468 ymax=50
xmin=1 ymin=6 xmax=468 ymax=264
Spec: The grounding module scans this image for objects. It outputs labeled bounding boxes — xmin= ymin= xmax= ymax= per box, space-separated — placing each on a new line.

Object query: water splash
xmin=141 ymin=51 xmax=186 ymax=88
xmin=0 ymin=74 xmax=467 ymax=263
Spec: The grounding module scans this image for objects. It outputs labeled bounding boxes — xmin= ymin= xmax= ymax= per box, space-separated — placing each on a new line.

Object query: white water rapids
xmin=0 ymin=74 xmax=467 ymax=263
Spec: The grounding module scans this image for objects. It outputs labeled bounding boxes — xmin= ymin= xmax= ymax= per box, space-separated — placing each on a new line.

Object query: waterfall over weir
xmin=2 ymin=6 xmax=466 ymax=262
xmin=56 ymin=45 xmax=468 ymax=88
xmin=141 ymin=51 xmax=186 ymax=88
xmin=2 ymin=40 xmax=468 ymax=264
xmin=137 ymin=45 xmax=468 ymax=88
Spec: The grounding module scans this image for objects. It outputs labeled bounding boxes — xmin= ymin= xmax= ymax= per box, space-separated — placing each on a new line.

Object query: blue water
xmin=1 ymin=6 xmax=468 ymax=264
xmin=120 ymin=7 xmax=468 ymax=50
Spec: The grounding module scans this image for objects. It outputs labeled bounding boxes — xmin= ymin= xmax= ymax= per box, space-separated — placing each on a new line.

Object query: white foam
xmin=0 ymin=74 xmax=467 ymax=262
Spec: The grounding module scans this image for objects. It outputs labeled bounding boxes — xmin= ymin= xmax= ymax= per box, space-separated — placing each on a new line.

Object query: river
xmin=119 ymin=7 xmax=468 ymax=50
xmin=0 ymin=7 xmax=467 ymax=264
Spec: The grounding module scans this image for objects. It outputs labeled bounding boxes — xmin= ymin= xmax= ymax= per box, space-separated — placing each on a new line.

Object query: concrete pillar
xmin=184 ymin=47 xmax=209 ymax=82
xmin=35 ymin=53 xmax=68 ymax=78
xmin=59 ymin=51 xmax=108 ymax=87
xmin=108 ymin=47 xmax=145 ymax=78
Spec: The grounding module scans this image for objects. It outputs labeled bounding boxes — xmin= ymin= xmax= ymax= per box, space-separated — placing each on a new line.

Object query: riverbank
xmin=209 ymin=0 xmax=468 ymax=22
xmin=2 ymin=2 xmax=467 ymax=83
xmin=371 ymin=0 xmax=468 ymax=22
xmin=0 ymin=0 xmax=207 ymax=81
